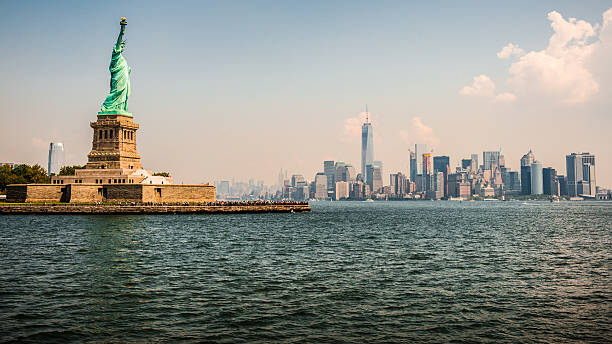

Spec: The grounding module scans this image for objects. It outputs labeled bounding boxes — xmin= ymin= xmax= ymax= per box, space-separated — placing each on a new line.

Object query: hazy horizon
xmin=1 ymin=1 xmax=611 ymax=187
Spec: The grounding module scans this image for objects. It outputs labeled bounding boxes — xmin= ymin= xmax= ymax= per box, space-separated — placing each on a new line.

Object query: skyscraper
xmin=433 ymin=156 xmax=450 ymax=197
xmin=471 ymin=154 xmax=479 ymax=171
xmin=520 ymin=149 xmax=535 ymax=195
xmin=335 ymin=161 xmax=346 ymax=182
xmin=502 ymin=170 xmax=521 ymax=195
xmin=521 ymin=166 xmax=531 ymax=195
xmin=409 ymin=150 xmax=416 ymax=181
xmin=390 ymin=172 xmax=407 ymax=197
xmin=415 ymin=144 xmax=428 ymax=175
xmin=530 ymin=161 xmax=543 ymax=195
xmin=557 ymin=175 xmax=568 ymax=196
xmin=344 ymin=164 xmax=357 ymax=183
xmin=566 ymin=152 xmax=596 ymax=197
xmin=483 ymin=151 xmax=500 ymax=171
xmin=361 ymin=112 xmax=374 ymax=181
xmin=324 ymin=160 xmax=335 ymax=193
xmin=48 ymin=142 xmax=64 ymax=177
xmin=366 ymin=162 xmax=382 ymax=194
xmin=433 ymin=156 xmax=450 ymax=173
xmin=314 ymin=173 xmax=328 ymax=200
xmin=422 ymin=153 xmax=432 ymax=176
xmin=521 ymin=149 xmax=535 ymax=167
xmin=291 ymin=174 xmax=306 ymax=187
xmin=335 ymin=181 xmax=349 ymax=200
xmin=542 ymin=167 xmax=558 ymax=196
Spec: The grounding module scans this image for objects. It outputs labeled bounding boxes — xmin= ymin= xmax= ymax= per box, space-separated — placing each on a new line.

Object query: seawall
xmin=0 ymin=203 xmax=311 ymax=215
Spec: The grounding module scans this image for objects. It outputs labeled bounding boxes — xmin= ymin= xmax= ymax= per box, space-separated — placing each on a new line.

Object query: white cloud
xmin=466 ymin=8 xmax=612 ymax=104
xmin=507 ymin=10 xmax=601 ymax=103
xmin=459 ymin=74 xmax=516 ymax=102
xmin=497 ymin=43 xmax=524 ymax=59
xmin=400 ymin=117 xmax=439 ymax=147
xmin=459 ymin=74 xmax=496 ymax=97
xmin=589 ymin=9 xmax=612 ymax=87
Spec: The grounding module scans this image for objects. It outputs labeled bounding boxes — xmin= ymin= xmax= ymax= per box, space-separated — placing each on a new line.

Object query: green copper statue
xmin=100 ymin=17 xmax=131 ymax=116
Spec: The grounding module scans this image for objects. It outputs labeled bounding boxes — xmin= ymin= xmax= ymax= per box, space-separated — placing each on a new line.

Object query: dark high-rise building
xmin=543 ymin=167 xmax=557 ymax=196
xmin=461 ymin=158 xmax=473 ymax=170
xmin=324 ymin=160 xmax=335 ymax=192
xmin=502 ymin=170 xmax=521 ymax=195
xmin=433 ymin=156 xmax=450 ymax=173
xmin=557 ymin=175 xmax=567 ymax=196
xmin=409 ymin=150 xmax=416 ymax=181
xmin=433 ymin=156 xmax=450 ymax=197
xmin=566 ymin=152 xmax=596 ymax=197
xmin=521 ymin=165 xmax=531 ymax=195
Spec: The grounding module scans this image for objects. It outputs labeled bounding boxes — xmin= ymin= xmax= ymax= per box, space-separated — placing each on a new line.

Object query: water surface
xmin=1 ymin=201 xmax=610 ymax=343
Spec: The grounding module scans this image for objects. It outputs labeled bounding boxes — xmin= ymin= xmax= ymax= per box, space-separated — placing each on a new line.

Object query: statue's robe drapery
xmin=100 ymin=42 xmax=130 ymax=113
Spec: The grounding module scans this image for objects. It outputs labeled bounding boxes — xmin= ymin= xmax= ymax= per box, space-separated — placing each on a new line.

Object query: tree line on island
xmin=0 ymin=164 xmax=49 ymax=193
xmin=0 ymin=164 xmax=171 ymax=193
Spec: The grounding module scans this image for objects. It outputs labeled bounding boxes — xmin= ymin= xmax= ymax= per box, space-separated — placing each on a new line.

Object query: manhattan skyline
xmin=1 ymin=1 xmax=610 ymax=187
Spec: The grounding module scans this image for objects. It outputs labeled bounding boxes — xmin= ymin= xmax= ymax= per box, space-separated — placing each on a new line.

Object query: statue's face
xmin=119 ymin=42 xmax=126 ymax=50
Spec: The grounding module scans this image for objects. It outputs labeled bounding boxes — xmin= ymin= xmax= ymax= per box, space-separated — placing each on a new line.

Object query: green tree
xmin=152 ymin=172 xmax=170 ymax=177
xmin=59 ymin=165 xmax=86 ymax=176
xmin=0 ymin=164 xmax=50 ymax=192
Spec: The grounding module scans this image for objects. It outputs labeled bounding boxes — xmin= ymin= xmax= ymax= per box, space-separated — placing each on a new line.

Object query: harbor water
xmin=0 ymin=201 xmax=610 ymax=343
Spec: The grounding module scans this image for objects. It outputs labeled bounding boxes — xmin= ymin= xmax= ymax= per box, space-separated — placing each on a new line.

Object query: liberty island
xmin=1 ymin=19 xmax=309 ymax=213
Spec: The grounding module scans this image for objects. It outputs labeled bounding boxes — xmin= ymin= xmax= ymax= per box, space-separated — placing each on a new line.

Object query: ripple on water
xmin=0 ymin=201 xmax=610 ymax=343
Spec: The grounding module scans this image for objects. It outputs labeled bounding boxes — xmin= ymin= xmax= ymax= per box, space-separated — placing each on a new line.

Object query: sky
xmin=1 ymin=1 xmax=611 ymax=187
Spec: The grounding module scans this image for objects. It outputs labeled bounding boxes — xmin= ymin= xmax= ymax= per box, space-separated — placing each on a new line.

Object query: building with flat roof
xmin=531 ymin=161 xmax=543 ymax=195
xmin=566 ymin=152 xmax=596 ymax=197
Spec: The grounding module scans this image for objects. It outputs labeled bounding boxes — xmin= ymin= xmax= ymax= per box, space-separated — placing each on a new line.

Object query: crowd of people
xmin=28 ymin=200 xmax=309 ymax=206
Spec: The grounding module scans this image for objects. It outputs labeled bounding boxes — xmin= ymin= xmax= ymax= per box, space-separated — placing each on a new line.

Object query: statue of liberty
xmin=100 ymin=18 xmax=131 ymax=116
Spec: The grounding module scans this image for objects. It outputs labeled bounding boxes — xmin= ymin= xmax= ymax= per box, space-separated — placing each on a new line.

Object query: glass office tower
xmin=361 ymin=118 xmax=374 ymax=182
xmin=48 ymin=142 xmax=64 ymax=177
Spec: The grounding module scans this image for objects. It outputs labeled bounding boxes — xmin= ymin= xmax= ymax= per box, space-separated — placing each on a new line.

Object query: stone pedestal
xmin=86 ymin=113 xmax=142 ymax=170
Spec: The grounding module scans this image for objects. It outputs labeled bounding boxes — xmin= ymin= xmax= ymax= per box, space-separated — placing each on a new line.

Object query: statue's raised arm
xmin=114 ymin=19 xmax=126 ymax=53
xmin=100 ymin=17 xmax=132 ymax=116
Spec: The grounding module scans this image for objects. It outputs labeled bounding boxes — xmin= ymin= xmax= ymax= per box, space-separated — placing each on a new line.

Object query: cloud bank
xmin=461 ymin=8 xmax=612 ymax=104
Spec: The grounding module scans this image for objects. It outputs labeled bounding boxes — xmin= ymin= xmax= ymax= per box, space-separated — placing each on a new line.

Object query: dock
xmin=0 ymin=202 xmax=311 ymax=215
